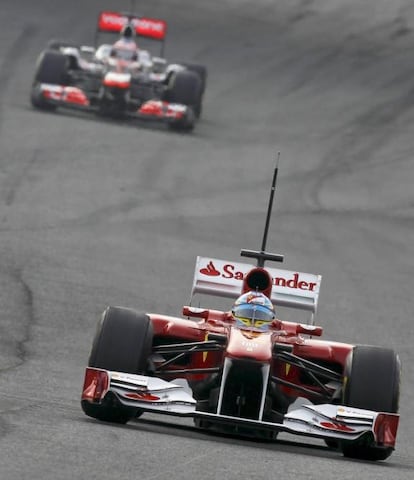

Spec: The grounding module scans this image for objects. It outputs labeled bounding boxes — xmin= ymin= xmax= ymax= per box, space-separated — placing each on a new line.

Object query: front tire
xmin=47 ymin=39 xmax=78 ymax=51
xmin=340 ymin=346 xmax=400 ymax=461
xmin=33 ymin=50 xmax=68 ymax=85
xmin=164 ymin=70 xmax=202 ymax=121
xmin=31 ymin=50 xmax=69 ymax=110
xmin=181 ymin=63 xmax=207 ymax=117
xmin=168 ymin=107 xmax=196 ymax=132
xmin=81 ymin=306 xmax=153 ymax=424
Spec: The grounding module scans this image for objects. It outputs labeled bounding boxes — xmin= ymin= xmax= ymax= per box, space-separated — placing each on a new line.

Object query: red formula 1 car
xmin=81 ymin=167 xmax=400 ymax=461
xmin=30 ymin=11 xmax=207 ymax=131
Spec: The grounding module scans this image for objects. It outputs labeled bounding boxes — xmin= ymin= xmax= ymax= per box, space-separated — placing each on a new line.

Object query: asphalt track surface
xmin=0 ymin=0 xmax=414 ymax=478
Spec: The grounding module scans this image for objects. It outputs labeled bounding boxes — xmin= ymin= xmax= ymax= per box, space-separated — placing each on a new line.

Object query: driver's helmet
xmin=232 ymin=291 xmax=275 ymax=331
xmin=121 ymin=23 xmax=135 ymax=40
xmin=110 ymin=38 xmax=139 ymax=61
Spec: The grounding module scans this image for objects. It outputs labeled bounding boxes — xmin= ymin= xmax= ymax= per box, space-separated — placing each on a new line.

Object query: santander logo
xmin=199 ymin=261 xmax=317 ymax=292
xmin=200 ymin=261 xmax=220 ymax=276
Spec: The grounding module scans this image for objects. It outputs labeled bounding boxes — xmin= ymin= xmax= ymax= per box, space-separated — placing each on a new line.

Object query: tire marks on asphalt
xmin=2 ymin=148 xmax=40 ymax=207
xmin=308 ymin=84 xmax=414 ymax=212
xmin=0 ymin=25 xmax=40 ymax=216
xmin=0 ymin=24 xmax=37 ymax=133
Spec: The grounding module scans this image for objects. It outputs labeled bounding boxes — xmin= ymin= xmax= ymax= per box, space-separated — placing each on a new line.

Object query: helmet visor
xmin=233 ymin=304 xmax=274 ymax=331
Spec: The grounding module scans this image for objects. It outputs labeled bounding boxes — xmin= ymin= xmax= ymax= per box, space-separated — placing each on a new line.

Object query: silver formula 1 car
xmin=30 ymin=11 xmax=207 ymax=131
xmin=81 ymin=163 xmax=400 ymax=461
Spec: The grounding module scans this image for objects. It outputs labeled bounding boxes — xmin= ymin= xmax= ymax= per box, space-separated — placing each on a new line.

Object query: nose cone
xmin=226 ymin=328 xmax=272 ymax=362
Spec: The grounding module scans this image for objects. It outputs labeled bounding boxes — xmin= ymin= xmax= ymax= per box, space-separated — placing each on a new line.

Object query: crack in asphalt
xmin=15 ymin=271 xmax=34 ymax=367
xmin=0 ymin=417 xmax=11 ymax=440
xmin=0 ymin=266 xmax=35 ymax=374
xmin=289 ymin=0 xmax=316 ymax=24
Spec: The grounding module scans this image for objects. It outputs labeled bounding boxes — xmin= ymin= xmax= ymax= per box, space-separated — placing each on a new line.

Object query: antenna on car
xmin=240 ymin=152 xmax=284 ymax=267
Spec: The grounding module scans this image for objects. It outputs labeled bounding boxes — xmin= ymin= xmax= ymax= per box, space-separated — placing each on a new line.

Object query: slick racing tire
xmin=31 ymin=50 xmax=68 ymax=111
xmin=46 ymin=41 xmax=81 ymax=70
xmin=168 ymin=107 xmax=196 ymax=133
xmin=88 ymin=306 xmax=153 ymax=374
xmin=340 ymin=346 xmax=400 ymax=461
xmin=81 ymin=307 xmax=153 ymax=424
xmin=33 ymin=50 xmax=69 ymax=85
xmin=47 ymin=39 xmax=78 ymax=51
xmin=164 ymin=70 xmax=203 ymax=119
xmin=181 ymin=64 xmax=207 ymax=118
xmin=181 ymin=63 xmax=207 ymax=94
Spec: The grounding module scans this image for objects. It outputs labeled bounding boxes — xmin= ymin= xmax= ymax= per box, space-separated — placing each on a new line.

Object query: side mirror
xmin=80 ymin=45 xmax=96 ymax=54
xmin=296 ymin=324 xmax=323 ymax=336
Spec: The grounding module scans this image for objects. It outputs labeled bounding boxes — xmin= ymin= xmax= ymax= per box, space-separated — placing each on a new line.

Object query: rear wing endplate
xmin=191 ymin=256 xmax=322 ymax=313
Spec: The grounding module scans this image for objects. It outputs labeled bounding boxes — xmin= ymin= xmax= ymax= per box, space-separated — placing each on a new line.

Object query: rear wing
xmin=191 ymin=256 xmax=322 ymax=314
xmin=96 ymin=11 xmax=167 ymax=54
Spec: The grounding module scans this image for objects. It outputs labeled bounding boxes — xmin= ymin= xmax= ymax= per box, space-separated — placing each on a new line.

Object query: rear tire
xmin=340 ymin=346 xmax=400 ymax=461
xmin=81 ymin=306 xmax=153 ymax=424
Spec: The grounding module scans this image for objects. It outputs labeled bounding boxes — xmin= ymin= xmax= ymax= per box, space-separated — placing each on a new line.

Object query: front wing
xmin=82 ymin=367 xmax=399 ymax=448
xmin=33 ymin=83 xmax=191 ymax=124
